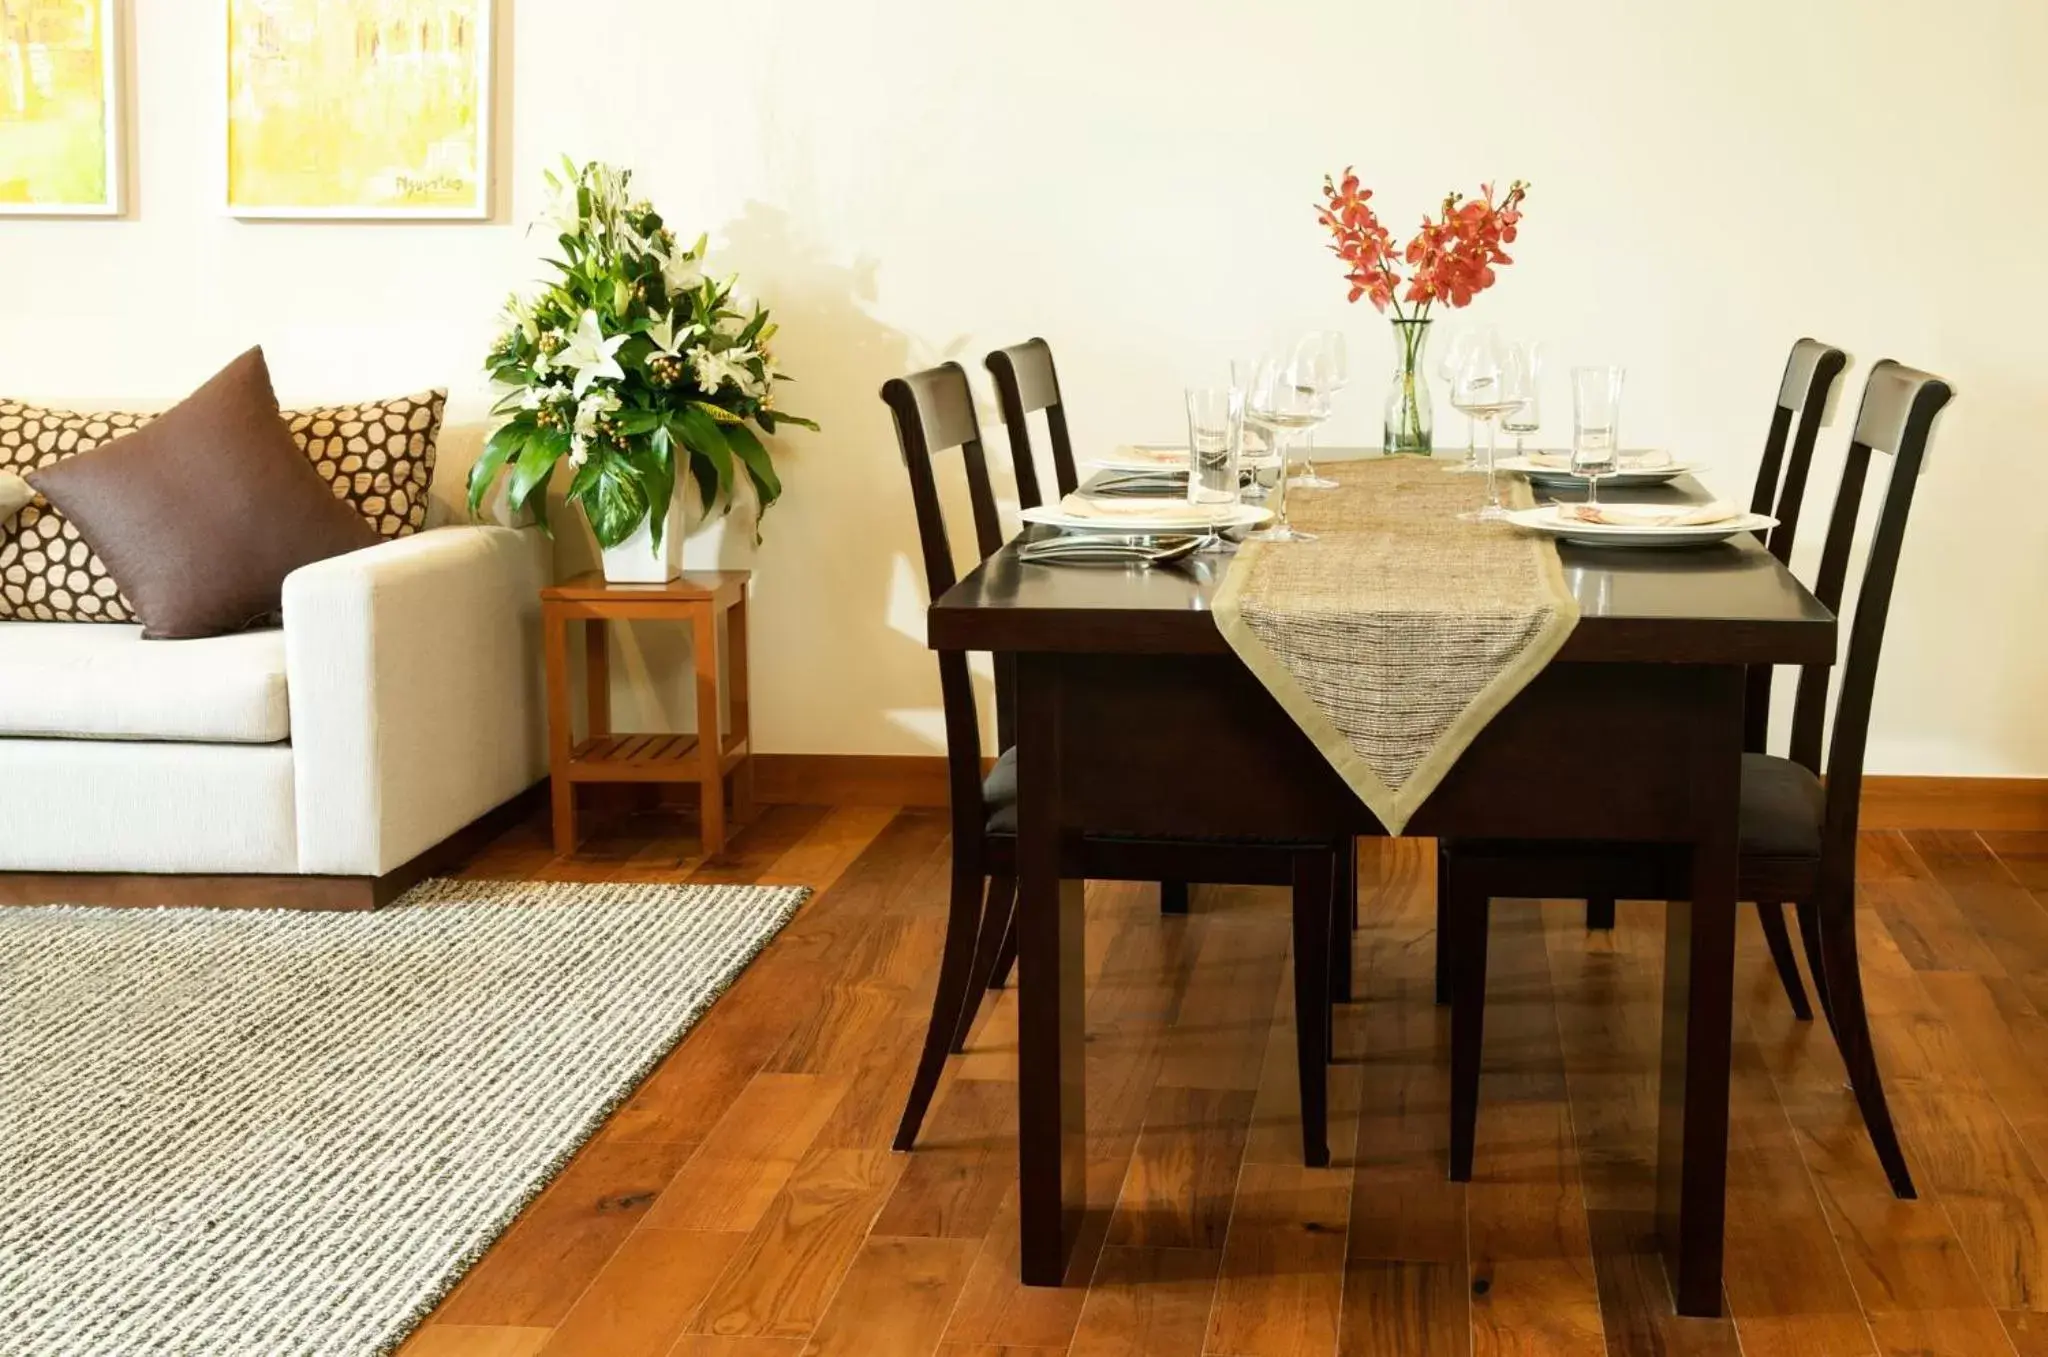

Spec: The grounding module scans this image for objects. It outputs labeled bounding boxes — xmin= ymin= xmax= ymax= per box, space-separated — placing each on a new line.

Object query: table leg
xmin=585 ymin=617 xmax=611 ymax=739
xmin=1017 ymin=652 xmax=1086 ymax=1286
xmin=1656 ymin=666 xmax=1742 ymax=1317
xmin=727 ymin=594 xmax=754 ymax=826
xmin=691 ymin=602 xmax=727 ymax=856
xmin=543 ymin=608 xmax=578 ymax=856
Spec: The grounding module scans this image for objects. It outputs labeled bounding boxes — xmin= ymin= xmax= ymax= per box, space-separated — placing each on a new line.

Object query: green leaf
xmin=724 ymin=420 xmax=783 ymax=513
xmin=691 ymin=400 xmax=743 ymax=425
xmin=630 ymin=427 xmax=678 ymax=553
xmin=467 ymin=421 xmax=529 ymax=520
xmin=579 ymin=459 xmax=649 ymax=548
xmin=615 ymin=408 xmax=664 ymax=436
xmin=506 ymin=430 xmax=568 ymax=514
xmin=677 ymin=405 xmax=734 ymax=516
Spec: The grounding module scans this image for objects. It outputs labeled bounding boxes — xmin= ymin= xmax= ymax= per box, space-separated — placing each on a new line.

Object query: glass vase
xmin=1383 ymin=317 xmax=1434 ymax=456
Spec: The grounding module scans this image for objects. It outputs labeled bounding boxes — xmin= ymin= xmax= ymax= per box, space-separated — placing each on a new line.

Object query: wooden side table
xmin=540 ymin=570 xmax=752 ymax=856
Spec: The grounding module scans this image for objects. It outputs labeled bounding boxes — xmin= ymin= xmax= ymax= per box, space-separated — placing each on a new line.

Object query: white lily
xmin=519 ymin=380 xmax=569 ymax=412
xmin=558 ymin=309 xmax=628 ymax=398
xmin=573 ymin=387 xmax=620 ymax=441
xmin=661 ymin=246 xmax=705 ymax=297
xmin=645 ymin=312 xmax=701 ymax=360
xmin=692 ymin=346 xmax=764 ymax=398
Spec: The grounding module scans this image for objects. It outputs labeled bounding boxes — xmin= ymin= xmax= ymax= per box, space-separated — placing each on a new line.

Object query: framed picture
xmin=225 ymin=0 xmax=493 ymax=220
xmin=0 ymin=0 xmax=123 ymax=216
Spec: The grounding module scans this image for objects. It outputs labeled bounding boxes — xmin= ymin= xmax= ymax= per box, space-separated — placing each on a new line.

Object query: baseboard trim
xmin=0 ymin=784 xmax=547 ymax=912
xmin=754 ymin=754 xmax=954 ymax=808
xmin=754 ymin=756 xmax=2048 ymax=832
xmin=1860 ymin=776 xmax=2048 ymax=832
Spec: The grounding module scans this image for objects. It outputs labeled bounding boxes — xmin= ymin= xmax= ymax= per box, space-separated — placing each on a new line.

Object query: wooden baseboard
xmin=754 ymin=754 xmax=954 ymax=808
xmin=1860 ymin=776 xmax=2048 ymax=832
xmin=0 ymin=784 xmax=547 ymax=912
xmin=750 ymin=755 xmax=2048 ymax=833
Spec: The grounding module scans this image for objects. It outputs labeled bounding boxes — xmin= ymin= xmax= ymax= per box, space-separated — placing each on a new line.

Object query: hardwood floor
xmin=396 ymin=805 xmax=2048 ymax=1356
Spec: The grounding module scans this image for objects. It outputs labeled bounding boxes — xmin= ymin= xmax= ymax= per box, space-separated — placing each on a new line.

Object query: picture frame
xmin=0 ymin=0 xmax=124 ymax=217
xmin=224 ymin=0 xmax=493 ymax=221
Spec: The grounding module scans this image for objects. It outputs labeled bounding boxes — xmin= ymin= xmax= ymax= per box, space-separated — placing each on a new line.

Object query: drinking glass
xmin=1184 ymin=386 xmax=1243 ymax=507
xmin=1571 ymin=365 xmax=1627 ymax=506
xmin=1231 ymin=356 xmax=1275 ymax=502
xmin=1243 ymin=355 xmax=1329 ymax=542
xmin=1501 ymin=341 xmax=1544 ymax=458
xmin=1450 ymin=330 xmax=1530 ymax=523
xmin=1435 ymin=329 xmax=1481 ymax=473
xmin=1289 ymin=331 xmax=1347 ymax=489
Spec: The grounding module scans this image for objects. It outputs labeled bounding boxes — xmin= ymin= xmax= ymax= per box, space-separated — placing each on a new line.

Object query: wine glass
xmin=1435 ymin=329 xmax=1481 ymax=473
xmin=1289 ymin=331 xmax=1347 ymax=490
xmin=1571 ymin=365 xmax=1627 ymax=507
xmin=1500 ymin=341 xmax=1545 ymax=460
xmin=1231 ymin=355 xmax=1274 ymax=502
xmin=1242 ymin=354 xmax=1330 ymax=542
xmin=1450 ymin=330 xmax=1530 ymax=523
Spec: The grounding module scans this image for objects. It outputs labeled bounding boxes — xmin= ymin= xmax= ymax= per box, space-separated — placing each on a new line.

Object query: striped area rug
xmin=0 ymin=878 xmax=808 ymax=1355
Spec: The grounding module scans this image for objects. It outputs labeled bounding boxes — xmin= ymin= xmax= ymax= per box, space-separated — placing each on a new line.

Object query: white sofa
xmin=0 ymin=525 xmax=550 ymax=883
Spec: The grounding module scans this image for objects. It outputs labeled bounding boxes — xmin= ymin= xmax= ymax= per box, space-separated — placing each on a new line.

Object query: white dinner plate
xmin=1021 ymin=500 xmax=1274 ymax=534
xmin=1503 ymin=504 xmax=1776 ymax=549
xmin=1090 ymin=444 xmax=1282 ymax=473
xmin=1497 ymin=452 xmax=1693 ymax=489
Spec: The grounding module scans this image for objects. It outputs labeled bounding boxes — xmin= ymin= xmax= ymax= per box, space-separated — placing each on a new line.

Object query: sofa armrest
xmin=283 ymin=526 xmax=551 ymax=876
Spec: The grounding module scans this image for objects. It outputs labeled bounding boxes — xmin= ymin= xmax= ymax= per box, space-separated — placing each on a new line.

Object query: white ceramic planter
xmin=597 ymin=495 xmax=687 ymax=583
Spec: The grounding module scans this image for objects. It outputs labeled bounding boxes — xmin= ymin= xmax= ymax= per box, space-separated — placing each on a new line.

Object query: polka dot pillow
xmin=0 ymin=389 xmax=444 ymax=623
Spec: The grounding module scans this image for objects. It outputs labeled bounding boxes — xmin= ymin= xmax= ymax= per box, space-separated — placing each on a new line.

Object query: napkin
xmin=1057 ymin=491 xmax=1217 ymax=525
xmin=1524 ymin=450 xmax=1675 ymax=471
xmin=1558 ymin=500 xmax=1740 ymax=527
xmin=1108 ymin=444 xmax=1189 ymax=467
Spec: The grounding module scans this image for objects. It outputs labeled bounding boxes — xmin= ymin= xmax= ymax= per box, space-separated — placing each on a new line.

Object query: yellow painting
xmin=227 ymin=0 xmax=491 ymax=219
xmin=0 ymin=0 xmax=120 ymax=214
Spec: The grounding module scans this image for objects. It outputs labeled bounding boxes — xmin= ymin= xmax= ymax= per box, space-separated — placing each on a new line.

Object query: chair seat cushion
xmin=985 ymin=746 xmax=1019 ymax=833
xmin=1741 ymin=752 xmax=1825 ymax=860
xmin=0 ymin=622 xmax=290 ymax=743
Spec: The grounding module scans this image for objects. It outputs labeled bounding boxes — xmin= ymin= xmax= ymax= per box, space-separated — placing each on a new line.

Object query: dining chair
xmin=882 ymin=362 xmax=1350 ymax=1165
xmin=985 ymin=337 xmax=1081 ymax=509
xmin=1567 ymin=339 xmax=1851 ymax=1024
xmin=1438 ymin=359 xmax=1953 ymax=1200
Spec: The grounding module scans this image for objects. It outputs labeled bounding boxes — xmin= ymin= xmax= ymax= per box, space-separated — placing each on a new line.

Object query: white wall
xmin=4 ymin=0 xmax=2045 ymax=773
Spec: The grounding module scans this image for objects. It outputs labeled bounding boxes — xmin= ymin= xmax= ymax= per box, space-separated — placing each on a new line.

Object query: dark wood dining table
xmin=926 ymin=460 xmax=1835 ymax=1317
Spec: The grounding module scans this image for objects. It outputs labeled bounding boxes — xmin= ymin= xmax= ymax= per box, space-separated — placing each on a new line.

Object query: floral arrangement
xmin=470 ymin=159 xmax=815 ymax=548
xmin=1315 ymin=170 xmax=1529 ymax=317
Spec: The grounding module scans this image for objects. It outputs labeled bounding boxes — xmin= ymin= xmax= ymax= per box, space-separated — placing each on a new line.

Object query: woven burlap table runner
xmin=1213 ymin=459 xmax=1579 ymax=834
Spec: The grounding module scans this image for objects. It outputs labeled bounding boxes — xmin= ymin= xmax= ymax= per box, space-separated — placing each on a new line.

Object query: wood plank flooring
xmin=395 ymin=805 xmax=2048 ymax=1356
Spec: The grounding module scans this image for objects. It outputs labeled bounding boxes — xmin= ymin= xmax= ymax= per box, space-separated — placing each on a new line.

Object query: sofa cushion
xmin=28 ymin=348 xmax=382 ymax=639
xmin=0 ymin=623 xmax=290 ymax=743
xmin=0 ymin=383 xmax=444 ymax=625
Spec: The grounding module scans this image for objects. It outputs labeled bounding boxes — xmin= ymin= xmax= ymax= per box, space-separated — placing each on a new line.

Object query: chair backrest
xmin=880 ymin=363 xmax=1007 ymax=824
xmin=1745 ymin=339 xmax=1850 ymax=750
xmin=985 ymin=338 xmax=1079 ymax=509
xmin=1786 ymin=360 xmax=1954 ymax=894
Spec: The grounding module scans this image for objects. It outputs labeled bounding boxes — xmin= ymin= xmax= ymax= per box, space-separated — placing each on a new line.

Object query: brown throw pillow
xmin=27 ymin=348 xmax=380 ymax=640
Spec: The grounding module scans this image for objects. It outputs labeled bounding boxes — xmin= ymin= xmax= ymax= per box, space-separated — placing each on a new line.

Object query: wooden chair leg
xmin=1586 ymin=896 xmax=1617 ymax=930
xmin=1434 ymin=845 xmax=1453 ymax=1006
xmin=1756 ymin=901 xmax=1814 ymax=1021
xmin=1796 ymin=899 xmax=1833 ymax=1027
xmin=1447 ymin=877 xmax=1490 ymax=1183
xmin=1329 ymin=843 xmax=1356 ymax=1005
xmin=1160 ymin=880 xmax=1190 ymax=914
xmin=952 ymin=875 xmax=1016 ymax=1052
xmin=989 ymin=908 xmax=1019 ymax=991
xmin=893 ymin=859 xmax=987 ymax=1152
xmin=1290 ymin=850 xmax=1333 ymax=1168
xmin=1813 ymin=897 xmax=1917 ymax=1199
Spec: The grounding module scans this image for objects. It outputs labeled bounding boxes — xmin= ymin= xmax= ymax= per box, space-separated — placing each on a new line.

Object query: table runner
xmin=1213 ymin=459 xmax=1579 ymax=833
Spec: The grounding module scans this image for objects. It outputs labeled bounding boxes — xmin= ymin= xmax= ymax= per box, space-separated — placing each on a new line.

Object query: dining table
xmin=925 ymin=453 xmax=1837 ymax=1317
